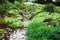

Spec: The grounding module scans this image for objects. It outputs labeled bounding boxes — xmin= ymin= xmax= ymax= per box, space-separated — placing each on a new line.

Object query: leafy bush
xmin=32 ymin=6 xmax=44 ymax=15
xmin=0 ymin=29 xmax=5 ymax=35
xmin=51 ymin=20 xmax=59 ymax=27
xmin=29 ymin=4 xmax=45 ymax=15
xmin=4 ymin=17 xmax=23 ymax=29
xmin=44 ymin=4 xmax=55 ymax=12
xmin=14 ymin=2 xmax=26 ymax=10
xmin=33 ymin=12 xmax=52 ymax=22
xmin=0 ymin=2 xmax=17 ymax=10
xmin=16 ymin=0 xmax=27 ymax=3
xmin=0 ymin=29 xmax=5 ymax=40
xmin=33 ymin=12 xmax=60 ymax=20
xmin=27 ymin=19 xmax=60 ymax=40
xmin=55 ymin=6 xmax=60 ymax=13
xmin=0 ymin=9 xmax=7 ymax=14
xmin=7 ymin=9 xmax=19 ymax=16
xmin=0 ymin=18 xmax=4 ymax=23
xmin=0 ymin=2 xmax=23 ymax=29
xmin=25 ymin=14 xmax=32 ymax=19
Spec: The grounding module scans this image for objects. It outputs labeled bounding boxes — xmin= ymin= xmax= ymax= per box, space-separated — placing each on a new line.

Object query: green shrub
xmin=0 ymin=29 xmax=5 ymax=40
xmin=44 ymin=4 xmax=55 ymax=12
xmin=0 ymin=9 xmax=7 ymax=15
xmin=16 ymin=0 xmax=27 ymax=3
xmin=0 ymin=2 xmax=17 ymax=10
xmin=0 ymin=18 xmax=4 ymax=23
xmin=27 ymin=19 xmax=60 ymax=40
xmin=33 ymin=12 xmax=60 ymax=20
xmin=7 ymin=9 xmax=23 ymax=18
xmin=55 ymin=6 xmax=60 ymax=13
xmin=4 ymin=17 xmax=23 ymax=29
xmin=31 ymin=4 xmax=45 ymax=15
xmin=0 ymin=29 xmax=5 ymax=35
xmin=33 ymin=12 xmax=52 ymax=22
xmin=14 ymin=2 xmax=26 ymax=10
xmin=7 ymin=9 xmax=18 ymax=16
xmin=32 ymin=6 xmax=44 ymax=15
xmin=25 ymin=14 xmax=32 ymax=19
xmin=51 ymin=20 xmax=59 ymax=27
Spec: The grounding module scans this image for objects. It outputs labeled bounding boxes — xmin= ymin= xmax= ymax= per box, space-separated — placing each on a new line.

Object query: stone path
xmin=9 ymin=17 xmax=28 ymax=40
xmin=9 ymin=28 xmax=27 ymax=40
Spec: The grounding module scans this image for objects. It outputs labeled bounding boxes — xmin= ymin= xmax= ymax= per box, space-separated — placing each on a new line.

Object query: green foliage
xmin=32 ymin=6 xmax=44 ymax=15
xmin=4 ymin=17 xmax=23 ymax=29
xmin=0 ymin=0 xmax=8 ymax=4
xmin=44 ymin=4 xmax=55 ymax=12
xmin=16 ymin=0 xmax=27 ymax=3
xmin=34 ymin=12 xmax=60 ymax=21
xmin=55 ymin=6 xmax=60 ymax=13
xmin=0 ymin=2 xmax=18 ymax=10
xmin=0 ymin=29 xmax=5 ymax=40
xmin=19 ymin=2 xmax=45 ymax=19
xmin=7 ymin=9 xmax=19 ymax=16
xmin=27 ymin=19 xmax=60 ymax=40
xmin=0 ymin=9 xmax=7 ymax=15
xmin=27 ymin=10 xmax=60 ymax=40
xmin=46 ymin=0 xmax=52 ymax=3
xmin=14 ymin=2 xmax=26 ymax=10
xmin=33 ymin=12 xmax=52 ymax=22
xmin=0 ymin=18 xmax=4 ymax=23
xmin=0 ymin=29 xmax=5 ymax=34
xmin=25 ymin=14 xmax=32 ymax=19
xmin=0 ymin=2 xmax=23 ymax=29
xmin=51 ymin=20 xmax=59 ymax=27
xmin=0 ymin=1 xmax=60 ymax=40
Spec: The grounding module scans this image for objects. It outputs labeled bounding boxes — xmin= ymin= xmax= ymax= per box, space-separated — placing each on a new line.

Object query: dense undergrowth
xmin=27 ymin=12 xmax=60 ymax=40
xmin=27 ymin=22 xmax=60 ymax=40
xmin=27 ymin=3 xmax=60 ymax=40
xmin=0 ymin=1 xmax=60 ymax=40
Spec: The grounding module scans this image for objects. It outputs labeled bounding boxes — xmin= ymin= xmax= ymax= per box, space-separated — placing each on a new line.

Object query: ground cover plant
xmin=27 ymin=17 xmax=60 ymax=40
xmin=0 ymin=0 xmax=60 ymax=40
